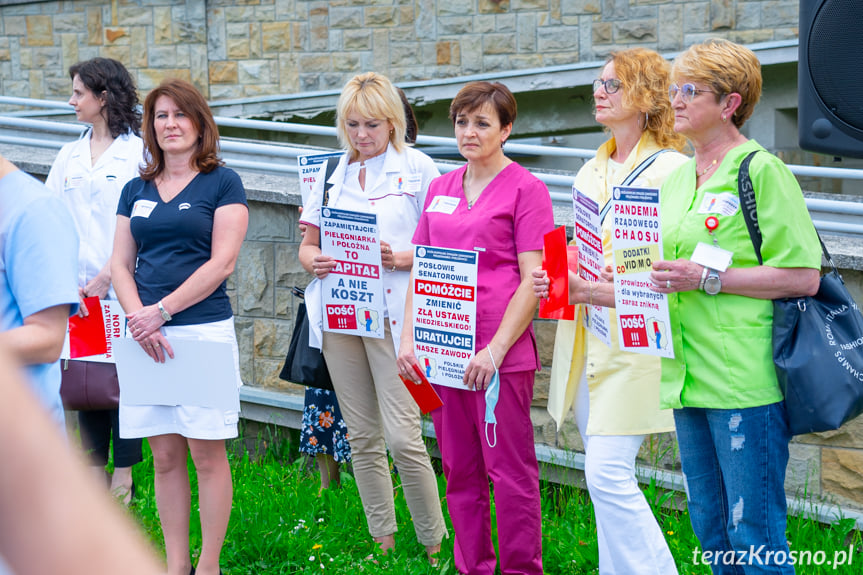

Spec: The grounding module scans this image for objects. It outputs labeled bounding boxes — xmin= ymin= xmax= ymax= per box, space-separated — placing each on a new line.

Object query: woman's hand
xmin=650 ymin=259 xmax=705 ymax=293
xmin=137 ymin=330 xmax=174 ymax=363
xmin=76 ymin=290 xmax=90 ymax=318
xmin=126 ymin=305 xmax=165 ymax=342
xmin=531 ymin=266 xmax=549 ymax=299
xmin=533 ymin=266 xmax=597 ymax=306
xmin=380 ymin=241 xmax=397 ymax=272
xmin=396 ymin=333 xmax=421 ymax=384
xmin=600 ymin=264 xmax=614 ymax=283
xmin=298 ymin=207 xmax=308 ymax=239
xmin=464 ymin=345 xmax=499 ymax=391
xmin=311 ymin=253 xmax=336 ymax=280
xmin=83 ymin=271 xmax=111 ymax=301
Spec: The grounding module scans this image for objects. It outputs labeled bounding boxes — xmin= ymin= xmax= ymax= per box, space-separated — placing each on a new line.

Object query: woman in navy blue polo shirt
xmin=112 ymin=79 xmax=248 ymax=575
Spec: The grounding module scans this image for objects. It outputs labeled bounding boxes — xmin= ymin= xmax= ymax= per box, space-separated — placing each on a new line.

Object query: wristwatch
xmin=158 ymin=300 xmax=172 ymax=321
xmin=703 ymin=268 xmax=722 ymax=295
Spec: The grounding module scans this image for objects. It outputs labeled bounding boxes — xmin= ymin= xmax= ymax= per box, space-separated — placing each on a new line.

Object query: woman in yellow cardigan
xmin=534 ymin=48 xmax=687 ymax=574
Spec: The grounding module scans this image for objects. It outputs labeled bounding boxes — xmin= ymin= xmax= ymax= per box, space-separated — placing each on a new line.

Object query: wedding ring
xmin=666 ymin=280 xmax=672 ymax=289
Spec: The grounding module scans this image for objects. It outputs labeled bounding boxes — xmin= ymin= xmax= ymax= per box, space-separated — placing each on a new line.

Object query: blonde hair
xmin=671 ymin=38 xmax=762 ymax=129
xmin=336 ymin=72 xmax=406 ymax=158
xmin=611 ymin=48 xmax=687 ymax=151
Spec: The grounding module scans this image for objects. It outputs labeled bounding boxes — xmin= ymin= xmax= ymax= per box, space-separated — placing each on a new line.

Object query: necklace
xmin=697 ymin=158 xmax=717 ymax=178
xmin=464 ymin=171 xmax=483 ymax=209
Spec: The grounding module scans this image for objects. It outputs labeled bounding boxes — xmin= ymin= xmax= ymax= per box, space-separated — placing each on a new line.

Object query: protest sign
xmin=320 ymin=207 xmax=385 ymax=339
xmin=610 ymin=186 xmax=674 ymax=358
xmin=412 ymin=246 xmax=478 ymax=389
xmin=61 ymin=299 xmax=125 ymax=363
xmin=573 ymin=188 xmax=612 ymax=346
xmin=297 ymin=151 xmax=344 ymax=205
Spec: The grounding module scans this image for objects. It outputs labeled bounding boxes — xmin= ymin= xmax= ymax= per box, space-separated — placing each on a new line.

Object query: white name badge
xmin=391 ymin=173 xmax=422 ymax=194
xmin=64 ymin=175 xmax=85 ymax=190
xmin=697 ymin=192 xmax=740 ymax=216
xmin=131 ymin=199 xmax=157 ymax=219
xmin=426 ymin=195 xmax=460 ymax=214
xmin=691 ymin=242 xmax=733 ymax=272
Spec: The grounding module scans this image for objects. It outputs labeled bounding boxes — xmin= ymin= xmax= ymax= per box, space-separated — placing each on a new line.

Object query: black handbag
xmin=279 ymin=286 xmax=334 ymax=391
xmin=279 ymin=157 xmax=340 ymax=391
xmin=738 ymin=151 xmax=863 ymax=435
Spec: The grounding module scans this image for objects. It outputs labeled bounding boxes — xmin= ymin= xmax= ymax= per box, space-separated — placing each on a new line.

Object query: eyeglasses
xmin=669 ymin=83 xmax=719 ymax=103
xmin=592 ymin=78 xmax=622 ymax=94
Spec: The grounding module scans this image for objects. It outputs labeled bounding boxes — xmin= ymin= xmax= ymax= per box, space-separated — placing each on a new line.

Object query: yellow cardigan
xmin=548 ymin=132 xmax=687 ymax=435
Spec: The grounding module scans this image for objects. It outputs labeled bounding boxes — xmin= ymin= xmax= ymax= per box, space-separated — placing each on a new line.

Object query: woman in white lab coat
xmin=46 ymin=57 xmax=144 ymax=506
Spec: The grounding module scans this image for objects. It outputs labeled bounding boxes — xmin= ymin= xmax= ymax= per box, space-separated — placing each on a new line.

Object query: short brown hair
xmin=610 ymin=48 xmax=687 ymax=151
xmin=448 ymin=81 xmax=517 ymax=128
xmin=672 ymin=38 xmax=762 ymax=129
xmin=140 ymin=79 xmax=222 ymax=180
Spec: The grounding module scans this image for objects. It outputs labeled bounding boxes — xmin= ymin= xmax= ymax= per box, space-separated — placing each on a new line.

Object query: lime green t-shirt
xmin=659 ymin=140 xmax=822 ymax=410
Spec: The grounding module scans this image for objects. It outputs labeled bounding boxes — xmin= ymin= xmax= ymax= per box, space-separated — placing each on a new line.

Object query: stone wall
xmin=1 ymin=0 xmax=802 ymax=101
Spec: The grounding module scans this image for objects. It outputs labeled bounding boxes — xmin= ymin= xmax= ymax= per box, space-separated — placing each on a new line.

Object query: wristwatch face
xmin=704 ymin=272 xmax=721 ymax=295
xmin=160 ymin=309 xmax=171 ymax=321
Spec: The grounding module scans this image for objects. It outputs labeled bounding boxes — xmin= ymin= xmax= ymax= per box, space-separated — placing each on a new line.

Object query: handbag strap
xmin=737 ymin=151 xmax=763 ymax=265
xmin=600 ymin=149 xmax=671 ymax=225
xmin=317 ymin=155 xmax=340 ymax=249
xmin=321 ymin=155 xmax=339 ymax=208
xmin=736 ymin=150 xmax=836 ymax=274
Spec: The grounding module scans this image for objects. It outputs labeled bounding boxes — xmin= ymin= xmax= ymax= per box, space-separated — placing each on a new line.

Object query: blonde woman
xmin=298 ymin=72 xmax=445 ymax=563
xmin=652 ymin=39 xmax=820 ymax=574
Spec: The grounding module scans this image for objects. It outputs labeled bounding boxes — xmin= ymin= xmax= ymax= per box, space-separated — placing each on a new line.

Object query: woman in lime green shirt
xmin=651 ymin=39 xmax=821 ymax=575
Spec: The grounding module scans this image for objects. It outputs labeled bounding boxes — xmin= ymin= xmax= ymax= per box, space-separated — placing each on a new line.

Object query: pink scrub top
xmin=413 ymin=162 xmax=554 ymax=373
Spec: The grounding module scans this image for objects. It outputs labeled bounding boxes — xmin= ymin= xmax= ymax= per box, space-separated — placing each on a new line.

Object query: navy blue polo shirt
xmin=117 ymin=166 xmax=247 ymax=326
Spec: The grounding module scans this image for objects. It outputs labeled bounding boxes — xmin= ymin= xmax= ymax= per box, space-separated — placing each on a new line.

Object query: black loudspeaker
xmin=798 ymin=0 xmax=863 ymax=158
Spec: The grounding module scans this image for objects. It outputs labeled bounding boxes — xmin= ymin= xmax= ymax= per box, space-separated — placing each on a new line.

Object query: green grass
xmin=127 ymin=427 xmax=862 ymax=574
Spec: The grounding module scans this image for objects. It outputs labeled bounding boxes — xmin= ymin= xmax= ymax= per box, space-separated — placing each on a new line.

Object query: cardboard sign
xmin=610 ymin=186 xmax=674 ymax=358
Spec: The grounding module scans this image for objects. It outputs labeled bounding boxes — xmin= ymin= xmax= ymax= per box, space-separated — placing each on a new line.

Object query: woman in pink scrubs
xmin=398 ymin=81 xmax=554 ymax=575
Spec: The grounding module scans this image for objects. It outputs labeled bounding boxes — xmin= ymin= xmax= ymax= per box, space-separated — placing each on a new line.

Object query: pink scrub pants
xmin=432 ymin=370 xmax=542 ymax=575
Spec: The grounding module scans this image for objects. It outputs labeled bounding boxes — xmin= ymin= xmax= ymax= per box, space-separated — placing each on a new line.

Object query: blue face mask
xmin=484 ymin=368 xmax=500 ymax=448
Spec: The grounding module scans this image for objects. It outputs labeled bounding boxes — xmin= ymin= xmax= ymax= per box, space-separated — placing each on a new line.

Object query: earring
xmin=721 ymin=114 xmax=728 ymax=123
xmin=643 ymin=111 xmax=649 ymax=130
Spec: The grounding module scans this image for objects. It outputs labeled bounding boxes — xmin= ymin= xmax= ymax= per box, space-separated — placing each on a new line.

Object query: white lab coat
xmin=45 ymin=130 xmax=144 ymax=299
xmin=300 ymin=143 xmax=440 ymax=354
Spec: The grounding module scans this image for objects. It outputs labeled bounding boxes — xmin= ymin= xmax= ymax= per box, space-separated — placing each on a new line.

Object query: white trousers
xmin=575 ymin=375 xmax=678 ymax=575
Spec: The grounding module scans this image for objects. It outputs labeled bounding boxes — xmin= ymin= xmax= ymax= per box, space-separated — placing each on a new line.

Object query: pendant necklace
xmin=697 ymin=158 xmax=717 ymax=178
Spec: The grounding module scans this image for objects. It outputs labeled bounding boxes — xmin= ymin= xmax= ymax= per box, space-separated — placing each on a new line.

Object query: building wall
xmin=0 ymin=0 xmax=801 ymax=100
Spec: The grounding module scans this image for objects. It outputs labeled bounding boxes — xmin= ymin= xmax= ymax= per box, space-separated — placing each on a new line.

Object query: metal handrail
xmin=4 ymin=99 xmax=862 ymax=179
xmin=2 ymin=99 xmax=862 ymax=235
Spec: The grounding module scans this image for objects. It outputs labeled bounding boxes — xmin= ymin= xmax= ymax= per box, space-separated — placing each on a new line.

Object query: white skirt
xmin=119 ymin=317 xmax=242 ymax=440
